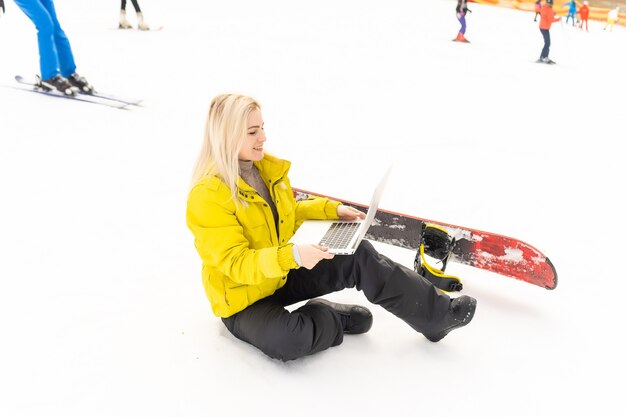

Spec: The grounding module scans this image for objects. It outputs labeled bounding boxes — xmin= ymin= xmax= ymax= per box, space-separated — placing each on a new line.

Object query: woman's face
xmin=239 ymin=108 xmax=266 ymax=161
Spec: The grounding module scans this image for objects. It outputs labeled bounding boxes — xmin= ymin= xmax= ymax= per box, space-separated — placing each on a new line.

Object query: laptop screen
xmin=354 ymin=166 xmax=392 ymax=244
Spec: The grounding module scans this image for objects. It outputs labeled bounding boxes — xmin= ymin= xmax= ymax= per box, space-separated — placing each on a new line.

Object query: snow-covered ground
xmin=1 ymin=1 xmax=624 ymax=416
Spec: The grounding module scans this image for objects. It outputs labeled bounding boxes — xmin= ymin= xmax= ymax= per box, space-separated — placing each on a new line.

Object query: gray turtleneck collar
xmin=239 ymin=160 xmax=279 ymax=234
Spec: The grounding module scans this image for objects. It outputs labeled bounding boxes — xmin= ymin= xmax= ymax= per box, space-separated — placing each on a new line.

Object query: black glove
xmin=0 ymin=0 xmax=5 ymax=15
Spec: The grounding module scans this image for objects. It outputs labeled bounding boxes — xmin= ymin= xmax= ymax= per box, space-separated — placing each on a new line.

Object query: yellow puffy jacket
xmin=186 ymin=154 xmax=341 ymax=317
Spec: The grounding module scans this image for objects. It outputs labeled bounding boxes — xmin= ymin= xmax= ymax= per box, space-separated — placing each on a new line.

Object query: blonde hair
xmin=191 ymin=94 xmax=261 ymax=203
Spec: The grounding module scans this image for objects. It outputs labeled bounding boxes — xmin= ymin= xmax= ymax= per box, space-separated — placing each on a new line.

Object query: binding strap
xmin=414 ymin=223 xmax=463 ymax=292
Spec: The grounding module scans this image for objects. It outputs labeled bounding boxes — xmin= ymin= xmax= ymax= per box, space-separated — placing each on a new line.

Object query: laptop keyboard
xmin=319 ymin=222 xmax=360 ymax=249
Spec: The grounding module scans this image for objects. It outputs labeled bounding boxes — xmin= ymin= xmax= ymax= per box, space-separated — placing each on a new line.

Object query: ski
xmin=14 ymin=75 xmax=130 ymax=110
xmin=88 ymin=91 xmax=143 ymax=106
xmin=535 ymin=58 xmax=556 ymax=65
xmin=113 ymin=25 xmax=163 ymax=32
xmin=293 ymin=188 xmax=558 ymax=290
xmin=17 ymin=75 xmax=141 ymax=107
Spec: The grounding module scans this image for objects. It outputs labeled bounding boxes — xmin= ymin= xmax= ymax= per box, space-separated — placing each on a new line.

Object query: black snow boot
xmin=306 ymin=298 xmax=373 ymax=334
xmin=39 ymin=75 xmax=77 ymax=96
xmin=67 ymin=72 xmax=94 ymax=94
xmin=423 ymin=295 xmax=477 ymax=342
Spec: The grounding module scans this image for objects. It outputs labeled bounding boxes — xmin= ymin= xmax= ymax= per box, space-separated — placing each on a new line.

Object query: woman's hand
xmin=337 ymin=205 xmax=366 ymax=220
xmin=296 ymin=244 xmax=335 ymax=269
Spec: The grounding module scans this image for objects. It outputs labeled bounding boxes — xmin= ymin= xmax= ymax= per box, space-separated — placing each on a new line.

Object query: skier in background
xmin=579 ymin=1 xmax=590 ymax=31
xmin=538 ymin=0 xmax=561 ymax=64
xmin=603 ymin=7 xmax=619 ymax=31
xmin=454 ymin=0 xmax=472 ymax=42
xmin=118 ymin=0 xmax=149 ymax=31
xmin=564 ymin=0 xmax=577 ymax=26
xmin=534 ymin=0 xmax=542 ymax=22
xmin=186 ymin=93 xmax=478 ymax=361
xmin=12 ymin=0 xmax=93 ymax=95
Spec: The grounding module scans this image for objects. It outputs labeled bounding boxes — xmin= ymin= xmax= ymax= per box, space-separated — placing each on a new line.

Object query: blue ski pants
xmin=14 ymin=0 xmax=76 ymax=80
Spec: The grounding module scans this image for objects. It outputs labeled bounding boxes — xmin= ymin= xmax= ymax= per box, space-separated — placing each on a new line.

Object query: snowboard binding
xmin=414 ymin=223 xmax=463 ymax=292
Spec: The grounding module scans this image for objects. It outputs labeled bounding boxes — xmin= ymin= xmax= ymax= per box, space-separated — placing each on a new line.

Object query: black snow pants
xmin=221 ymin=240 xmax=452 ymax=361
xmin=540 ymin=28 xmax=551 ymax=59
xmin=121 ymin=0 xmax=141 ymax=12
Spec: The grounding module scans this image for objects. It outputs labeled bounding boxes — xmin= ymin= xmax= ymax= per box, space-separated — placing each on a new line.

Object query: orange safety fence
xmin=472 ymin=0 xmax=626 ymax=26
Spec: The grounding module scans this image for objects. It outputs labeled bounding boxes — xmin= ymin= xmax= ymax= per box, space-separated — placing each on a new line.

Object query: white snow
xmin=1 ymin=1 xmax=624 ymax=416
xmin=501 ymin=247 xmax=524 ymax=262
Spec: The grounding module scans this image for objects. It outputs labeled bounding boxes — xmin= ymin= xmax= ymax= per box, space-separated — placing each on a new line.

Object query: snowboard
xmin=293 ymin=188 xmax=558 ymax=290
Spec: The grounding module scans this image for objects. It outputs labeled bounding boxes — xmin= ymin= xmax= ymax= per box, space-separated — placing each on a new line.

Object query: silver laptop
xmin=289 ymin=167 xmax=391 ymax=255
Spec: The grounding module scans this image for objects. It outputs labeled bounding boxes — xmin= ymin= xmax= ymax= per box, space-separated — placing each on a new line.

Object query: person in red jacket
xmin=579 ymin=1 xmax=590 ymax=31
xmin=538 ymin=0 xmax=561 ymax=64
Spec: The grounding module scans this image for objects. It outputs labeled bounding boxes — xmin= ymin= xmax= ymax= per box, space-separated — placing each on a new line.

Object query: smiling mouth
xmin=254 ymin=146 xmax=263 ymax=151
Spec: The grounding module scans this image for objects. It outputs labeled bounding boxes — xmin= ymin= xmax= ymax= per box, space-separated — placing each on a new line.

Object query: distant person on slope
xmin=538 ymin=0 xmax=561 ymax=64
xmin=579 ymin=1 xmax=590 ymax=31
xmin=454 ymin=0 xmax=472 ymax=42
xmin=603 ymin=7 xmax=619 ymax=31
xmin=118 ymin=0 xmax=149 ymax=31
xmin=564 ymin=0 xmax=577 ymax=26
xmin=12 ymin=0 xmax=94 ymax=95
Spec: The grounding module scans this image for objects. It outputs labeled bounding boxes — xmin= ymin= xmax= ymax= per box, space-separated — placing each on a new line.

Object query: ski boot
xmin=453 ymin=32 xmax=470 ymax=43
xmin=414 ymin=223 xmax=463 ymax=292
xmin=67 ymin=73 xmax=95 ymax=94
xmin=538 ymin=57 xmax=556 ymax=65
xmin=38 ymin=74 xmax=77 ymax=96
xmin=137 ymin=12 xmax=150 ymax=31
xmin=119 ymin=10 xmax=133 ymax=29
xmin=422 ymin=295 xmax=477 ymax=342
